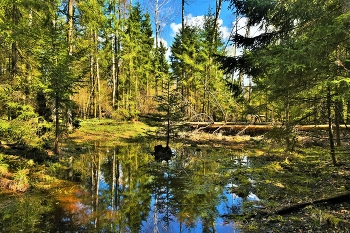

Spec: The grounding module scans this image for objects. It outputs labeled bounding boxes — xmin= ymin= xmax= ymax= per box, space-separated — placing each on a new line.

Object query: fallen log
xmin=187 ymin=122 xmax=349 ymax=133
xmin=273 ymin=192 xmax=350 ymax=215
xmin=269 ymin=192 xmax=350 ymax=229
xmin=222 ymin=192 xmax=350 ymax=220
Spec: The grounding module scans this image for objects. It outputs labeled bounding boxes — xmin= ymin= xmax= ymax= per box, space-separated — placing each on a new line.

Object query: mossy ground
xmin=66 ymin=118 xmax=156 ymax=145
xmin=186 ymin=131 xmax=350 ymax=232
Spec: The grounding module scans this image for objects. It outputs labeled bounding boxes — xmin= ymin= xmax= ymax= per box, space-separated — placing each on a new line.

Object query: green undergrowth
xmin=0 ymin=149 xmax=78 ymax=195
xmin=237 ymin=146 xmax=350 ymax=232
xmin=67 ymin=118 xmax=156 ymax=146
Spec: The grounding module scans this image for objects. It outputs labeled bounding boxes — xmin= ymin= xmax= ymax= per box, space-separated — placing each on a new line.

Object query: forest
xmin=0 ymin=0 xmax=350 ymax=232
xmin=0 ymin=0 xmax=349 ymax=158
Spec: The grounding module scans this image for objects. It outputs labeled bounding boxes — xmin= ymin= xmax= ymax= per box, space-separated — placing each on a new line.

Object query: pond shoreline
xmin=1 ymin=119 xmax=350 ymax=232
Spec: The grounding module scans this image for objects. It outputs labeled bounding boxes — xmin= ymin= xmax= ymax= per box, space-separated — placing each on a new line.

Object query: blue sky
xmin=164 ymin=0 xmax=235 ymax=45
xmin=141 ymin=0 xmax=263 ymax=61
xmin=140 ymin=0 xmax=261 ymax=85
xmin=142 ymin=0 xmax=236 ymax=49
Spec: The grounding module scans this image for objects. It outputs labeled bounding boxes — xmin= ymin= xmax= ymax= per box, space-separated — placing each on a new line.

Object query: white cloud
xmin=218 ymin=19 xmax=231 ymax=40
xmin=170 ymin=14 xmax=206 ymax=37
xmin=168 ymin=14 xmax=265 ymax=60
xmin=159 ymin=38 xmax=171 ymax=59
xmin=185 ymin=14 xmax=205 ymax=28
xmin=156 ymin=37 xmax=168 ymax=48
xmin=169 ymin=14 xmax=265 ymax=46
xmin=170 ymin=14 xmax=232 ymax=41
xmin=225 ymin=17 xmax=265 ymax=56
xmin=170 ymin=22 xmax=182 ymax=37
xmin=233 ymin=17 xmax=264 ymax=38
xmin=154 ymin=37 xmax=171 ymax=59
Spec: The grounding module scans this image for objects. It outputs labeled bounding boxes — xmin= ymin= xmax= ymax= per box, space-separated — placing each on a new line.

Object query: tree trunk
xmin=155 ymin=0 xmax=159 ymax=48
xmin=238 ymin=24 xmax=250 ymax=88
xmin=111 ymin=148 xmax=116 ymax=210
xmin=284 ymin=91 xmax=294 ymax=151
xmin=90 ymin=53 xmax=95 ymax=118
xmin=94 ymin=31 xmax=98 ymax=118
xmin=166 ymin=78 xmax=170 ymax=148
xmin=112 ymin=37 xmax=116 ymax=108
xmin=327 ymin=85 xmax=337 ymax=166
xmin=334 ymin=100 xmax=342 ymax=146
xmin=11 ymin=42 xmax=18 ymax=79
xmin=96 ymin=58 xmax=102 ymax=120
xmin=67 ymin=0 xmax=74 ymax=56
xmin=10 ymin=4 xmax=20 ymax=80
xmin=54 ymin=94 xmax=60 ymax=154
xmin=181 ymin=0 xmax=185 ymax=31
xmin=347 ymin=101 xmax=350 ymax=124
xmin=66 ymin=0 xmax=74 ymax=130
xmin=213 ymin=0 xmax=223 ymax=43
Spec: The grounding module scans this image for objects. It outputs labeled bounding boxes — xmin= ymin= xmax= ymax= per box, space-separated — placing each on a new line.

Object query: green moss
xmin=68 ymin=119 xmax=156 ymax=145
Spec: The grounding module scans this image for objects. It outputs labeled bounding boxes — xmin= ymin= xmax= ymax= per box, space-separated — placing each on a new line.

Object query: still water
xmin=1 ymin=142 xmax=260 ymax=232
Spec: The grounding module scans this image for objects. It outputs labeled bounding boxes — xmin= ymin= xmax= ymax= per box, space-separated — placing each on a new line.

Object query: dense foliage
xmin=0 ymin=1 xmax=232 ymax=154
xmin=221 ymin=0 xmax=350 ymax=162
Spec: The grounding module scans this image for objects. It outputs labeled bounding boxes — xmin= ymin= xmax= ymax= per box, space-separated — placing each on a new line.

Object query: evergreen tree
xmin=0 ymin=0 xmax=53 ymax=148
xmin=121 ymin=3 xmax=154 ymax=116
xmin=36 ymin=0 xmax=82 ymax=154
xmin=155 ymin=42 xmax=183 ymax=147
xmin=170 ymin=15 xmax=232 ymax=122
xmin=223 ymin=0 xmax=350 ymax=161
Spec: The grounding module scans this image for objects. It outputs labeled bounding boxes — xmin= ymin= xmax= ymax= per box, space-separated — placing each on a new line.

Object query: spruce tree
xmin=223 ymin=0 xmax=350 ymax=161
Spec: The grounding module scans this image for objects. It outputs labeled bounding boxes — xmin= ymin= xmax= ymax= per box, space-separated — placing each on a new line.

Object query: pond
xmin=0 ymin=142 xmax=261 ymax=232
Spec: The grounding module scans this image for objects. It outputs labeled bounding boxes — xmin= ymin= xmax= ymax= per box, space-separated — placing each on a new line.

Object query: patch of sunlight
xmin=274 ymin=182 xmax=285 ymax=188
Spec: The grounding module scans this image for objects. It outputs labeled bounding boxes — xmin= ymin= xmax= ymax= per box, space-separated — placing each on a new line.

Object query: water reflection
xmin=0 ymin=143 xmax=260 ymax=232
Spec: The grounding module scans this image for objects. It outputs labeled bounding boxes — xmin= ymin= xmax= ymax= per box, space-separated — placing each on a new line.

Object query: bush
xmin=111 ymin=109 xmax=139 ymax=121
xmin=0 ymin=154 xmax=9 ymax=176
xmin=0 ymin=117 xmax=54 ymax=149
xmin=264 ymin=125 xmax=298 ymax=151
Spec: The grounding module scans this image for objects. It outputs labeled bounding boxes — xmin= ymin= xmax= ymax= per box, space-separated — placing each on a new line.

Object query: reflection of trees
xmin=71 ymin=143 xmax=153 ymax=232
xmin=0 ymin=195 xmax=54 ymax=232
xmin=150 ymin=165 xmax=176 ymax=232
xmin=1 ymin=143 xmax=250 ymax=232
xmin=116 ymin=144 xmax=153 ymax=232
xmin=149 ymin=148 xmax=226 ymax=232
xmin=90 ymin=142 xmax=101 ymax=230
xmin=70 ymin=144 xmax=242 ymax=232
xmin=174 ymin=149 xmax=225 ymax=232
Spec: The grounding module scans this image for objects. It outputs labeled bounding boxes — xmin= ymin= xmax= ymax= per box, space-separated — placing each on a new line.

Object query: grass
xmin=67 ymin=118 xmax=156 ymax=146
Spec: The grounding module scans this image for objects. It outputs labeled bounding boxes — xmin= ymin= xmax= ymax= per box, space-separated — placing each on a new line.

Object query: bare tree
xmin=145 ymin=0 xmax=179 ymax=48
xmin=212 ymin=0 xmax=223 ymax=43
